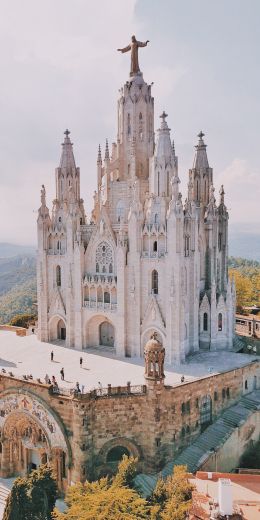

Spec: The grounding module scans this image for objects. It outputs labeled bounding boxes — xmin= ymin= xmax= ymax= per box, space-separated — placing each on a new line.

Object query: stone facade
xmin=37 ymin=57 xmax=235 ymax=363
xmin=0 ymin=361 xmax=259 ymax=487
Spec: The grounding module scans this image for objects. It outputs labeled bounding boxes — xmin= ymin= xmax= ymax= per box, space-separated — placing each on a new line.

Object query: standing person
xmin=51 ymin=351 xmax=54 ymax=362
xmin=98 ymin=381 xmax=103 ymax=395
xmin=80 ymin=356 xmax=83 ymax=368
xmin=60 ymin=368 xmax=64 ymax=381
xmin=44 ymin=373 xmax=49 ymax=385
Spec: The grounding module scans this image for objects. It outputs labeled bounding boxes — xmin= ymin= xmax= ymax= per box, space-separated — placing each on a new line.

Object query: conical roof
xmin=154 ymin=111 xmax=173 ymax=159
xmin=60 ymin=129 xmax=76 ymax=170
xmin=193 ymin=131 xmax=209 ymax=170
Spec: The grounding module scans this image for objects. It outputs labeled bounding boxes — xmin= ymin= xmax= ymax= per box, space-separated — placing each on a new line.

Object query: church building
xmin=37 ymin=38 xmax=235 ymax=364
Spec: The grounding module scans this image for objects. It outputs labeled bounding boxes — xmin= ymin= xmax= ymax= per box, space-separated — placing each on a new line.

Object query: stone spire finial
xmin=40 ymin=184 xmax=46 ymax=207
xmin=209 ymin=184 xmax=215 ymax=204
xmin=60 ymin=129 xmax=76 ymax=170
xmin=104 ymin=139 xmax=110 ymax=161
xmin=97 ymin=144 xmax=102 ymax=164
xmin=219 ymin=184 xmax=225 ymax=205
xmin=193 ymin=131 xmax=209 ymax=170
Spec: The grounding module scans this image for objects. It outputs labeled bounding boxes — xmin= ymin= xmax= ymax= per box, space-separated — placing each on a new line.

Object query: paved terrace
xmin=0 ymin=331 xmax=259 ymax=392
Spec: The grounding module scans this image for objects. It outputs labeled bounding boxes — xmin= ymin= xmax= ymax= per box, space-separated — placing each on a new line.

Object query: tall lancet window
xmin=139 ymin=112 xmax=143 ymax=140
xmin=127 ymin=113 xmax=131 ymax=136
xmin=157 ymin=172 xmax=160 ymax=196
xmin=152 ymin=269 xmax=158 ymax=295
xmin=196 ymin=180 xmax=199 ymax=200
xmin=203 ymin=312 xmax=208 ymax=332
xmin=56 ymin=265 xmax=61 ymax=287
xmin=218 ymin=313 xmax=223 ymax=332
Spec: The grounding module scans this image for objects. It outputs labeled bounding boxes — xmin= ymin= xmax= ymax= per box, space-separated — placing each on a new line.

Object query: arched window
xmin=96 ymin=263 xmax=99 ymax=273
xmin=203 ymin=313 xmax=208 ymax=332
xmin=57 ymin=240 xmax=60 ymax=250
xmin=127 ymin=163 xmax=130 ymax=176
xmin=196 ymin=180 xmax=199 ymax=200
xmin=157 ymin=172 xmax=160 ymax=195
xmin=109 ymin=263 xmax=113 ymax=273
xmin=153 ymin=241 xmax=157 ymax=252
xmin=139 ymin=112 xmax=143 ymax=140
xmin=104 ymin=291 xmax=110 ymax=304
xmin=222 ymin=388 xmax=226 ymax=400
xmin=218 ymin=313 xmax=223 ymax=332
xmin=152 ymin=270 xmax=158 ymax=295
xmin=127 ymin=113 xmax=131 ymax=136
xmin=56 ymin=265 xmax=61 ymax=287
xmin=107 ymin=446 xmax=130 ymax=463
xmin=154 ymin=213 xmax=159 ymax=224
xmin=116 ymin=200 xmax=125 ymax=222
xmin=96 ymin=242 xmax=113 ymax=274
xmin=184 ymin=236 xmax=190 ymax=257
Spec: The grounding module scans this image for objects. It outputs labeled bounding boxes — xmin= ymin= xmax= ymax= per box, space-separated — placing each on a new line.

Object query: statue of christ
xmin=117 ymin=35 xmax=149 ymax=76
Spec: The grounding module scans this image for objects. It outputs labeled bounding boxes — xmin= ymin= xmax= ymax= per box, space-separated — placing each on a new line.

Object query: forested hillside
xmin=0 ymin=255 xmax=36 ymax=324
xmin=228 ymin=257 xmax=260 ymax=313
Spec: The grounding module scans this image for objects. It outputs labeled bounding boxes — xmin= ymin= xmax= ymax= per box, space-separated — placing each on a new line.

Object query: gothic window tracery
xmin=96 ymin=241 xmax=113 ymax=274
xmin=152 ymin=269 xmax=158 ymax=295
xmin=127 ymin=113 xmax=131 ymax=136
xmin=139 ymin=112 xmax=143 ymax=140
xmin=218 ymin=313 xmax=223 ymax=331
xmin=56 ymin=265 xmax=61 ymax=287
xmin=116 ymin=200 xmax=125 ymax=222
xmin=203 ymin=312 xmax=208 ymax=332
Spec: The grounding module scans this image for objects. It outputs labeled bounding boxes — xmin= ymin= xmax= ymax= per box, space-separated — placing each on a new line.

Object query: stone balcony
xmin=47 ymin=249 xmax=66 ymax=256
xmin=142 ymin=251 xmax=165 ymax=259
xmin=83 ymin=274 xmax=117 ymax=286
xmin=83 ymin=301 xmax=117 ymax=312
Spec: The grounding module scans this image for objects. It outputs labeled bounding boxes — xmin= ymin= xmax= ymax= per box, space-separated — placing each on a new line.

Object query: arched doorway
xmin=57 ymin=319 xmax=66 ymax=340
xmin=0 ymin=393 xmax=70 ymax=491
xmin=99 ymin=322 xmax=115 ymax=347
xmin=107 ymin=446 xmax=130 ymax=463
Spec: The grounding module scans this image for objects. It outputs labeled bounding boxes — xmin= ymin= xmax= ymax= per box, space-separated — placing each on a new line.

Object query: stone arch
xmin=85 ymin=315 xmax=116 ymax=348
xmin=98 ymin=437 xmax=141 ymax=466
xmin=49 ymin=314 xmax=66 ymax=342
xmin=0 ymin=391 xmax=71 ymax=488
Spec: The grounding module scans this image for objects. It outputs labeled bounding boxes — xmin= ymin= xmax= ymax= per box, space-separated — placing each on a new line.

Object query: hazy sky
xmin=0 ymin=0 xmax=259 ymax=245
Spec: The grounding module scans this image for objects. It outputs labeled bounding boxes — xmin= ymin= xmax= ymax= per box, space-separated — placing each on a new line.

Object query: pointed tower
xmin=117 ymin=69 xmax=154 ymax=183
xmin=188 ymin=132 xmax=213 ymax=206
xmin=55 ymin=130 xmax=81 ymax=203
xmin=150 ymin=111 xmax=178 ymax=197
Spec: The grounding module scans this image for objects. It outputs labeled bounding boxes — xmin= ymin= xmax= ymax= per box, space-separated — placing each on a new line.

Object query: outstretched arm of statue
xmin=117 ymin=45 xmax=131 ymax=53
xmin=137 ymin=40 xmax=149 ymax=47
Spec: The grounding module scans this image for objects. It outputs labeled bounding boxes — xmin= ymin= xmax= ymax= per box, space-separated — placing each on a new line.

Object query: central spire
xmin=193 ymin=131 xmax=209 ymax=170
xmin=60 ymin=129 xmax=76 ymax=170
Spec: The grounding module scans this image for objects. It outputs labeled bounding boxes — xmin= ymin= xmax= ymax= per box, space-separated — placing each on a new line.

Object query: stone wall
xmin=0 ymin=360 xmax=259 ymax=484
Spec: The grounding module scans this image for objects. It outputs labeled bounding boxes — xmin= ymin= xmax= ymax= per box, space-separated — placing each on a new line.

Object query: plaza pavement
xmin=0 ymin=331 xmax=258 ymax=392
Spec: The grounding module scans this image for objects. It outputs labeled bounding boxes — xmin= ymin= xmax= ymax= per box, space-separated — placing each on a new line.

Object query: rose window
xmin=96 ymin=242 xmax=113 ymax=274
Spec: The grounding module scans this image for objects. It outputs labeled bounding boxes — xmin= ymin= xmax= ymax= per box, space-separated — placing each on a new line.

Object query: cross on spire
xmin=64 ymin=129 xmax=70 ymax=138
xmin=198 ymin=131 xmax=205 ymax=140
xmin=160 ymin=111 xmax=168 ymax=122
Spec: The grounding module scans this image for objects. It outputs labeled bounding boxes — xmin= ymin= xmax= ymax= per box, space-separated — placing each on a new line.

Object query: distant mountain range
xmin=229 ymin=231 xmax=260 ymax=262
xmin=0 ymin=242 xmax=36 ymax=258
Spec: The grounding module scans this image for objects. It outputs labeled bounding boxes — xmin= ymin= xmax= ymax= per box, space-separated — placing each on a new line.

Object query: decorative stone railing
xmin=84 ymin=274 xmax=117 ymax=285
xmin=89 ymin=384 xmax=147 ymax=398
xmin=142 ymin=251 xmax=165 ymax=258
xmin=83 ymin=301 xmax=117 ymax=311
xmin=47 ymin=249 xmax=66 ymax=256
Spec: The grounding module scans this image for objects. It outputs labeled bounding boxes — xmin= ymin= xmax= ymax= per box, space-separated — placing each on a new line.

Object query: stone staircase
xmin=0 ymin=483 xmax=10 ymax=519
xmin=135 ymin=390 xmax=260 ymax=497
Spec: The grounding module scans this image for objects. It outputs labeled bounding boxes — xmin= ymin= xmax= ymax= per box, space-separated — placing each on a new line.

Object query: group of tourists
xmin=47 ymin=351 xmax=86 ymax=394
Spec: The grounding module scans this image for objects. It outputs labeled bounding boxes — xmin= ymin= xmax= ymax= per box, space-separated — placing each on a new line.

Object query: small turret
xmin=188 ymin=131 xmax=213 ymax=206
xmin=55 ymin=130 xmax=80 ymax=203
xmin=144 ymin=332 xmax=165 ymax=385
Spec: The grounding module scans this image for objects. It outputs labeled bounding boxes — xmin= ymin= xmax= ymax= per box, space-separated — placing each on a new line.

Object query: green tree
xmin=9 ymin=312 xmax=37 ymax=328
xmin=149 ymin=465 xmax=193 ymax=520
xmin=53 ymin=457 xmax=151 ymax=520
xmin=3 ymin=465 xmax=58 ymax=520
